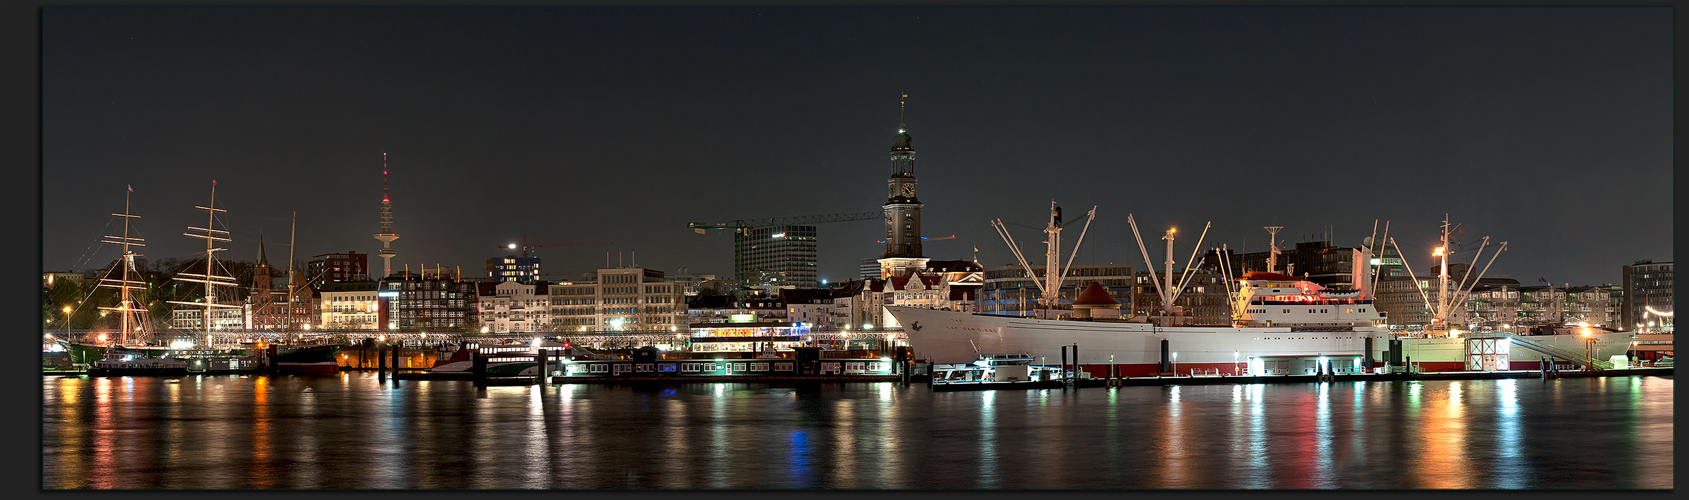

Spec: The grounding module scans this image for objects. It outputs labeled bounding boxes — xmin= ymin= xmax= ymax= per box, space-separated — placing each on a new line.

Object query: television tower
xmin=374 ymin=153 xmax=399 ymax=279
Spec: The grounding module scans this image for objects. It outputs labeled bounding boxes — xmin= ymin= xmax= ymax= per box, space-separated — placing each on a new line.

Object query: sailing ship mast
xmin=96 ymin=187 xmax=148 ymax=346
xmin=285 ymin=211 xmax=299 ymax=333
xmin=169 ymin=180 xmax=241 ymax=344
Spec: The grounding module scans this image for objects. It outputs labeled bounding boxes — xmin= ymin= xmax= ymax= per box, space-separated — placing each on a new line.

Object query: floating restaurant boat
xmin=892 ymin=208 xmax=1633 ymax=376
xmin=89 ymin=348 xmax=188 ymax=376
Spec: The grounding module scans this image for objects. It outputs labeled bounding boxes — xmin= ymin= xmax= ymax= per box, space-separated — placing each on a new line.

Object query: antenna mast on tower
xmin=374 ymin=153 xmax=400 ymax=280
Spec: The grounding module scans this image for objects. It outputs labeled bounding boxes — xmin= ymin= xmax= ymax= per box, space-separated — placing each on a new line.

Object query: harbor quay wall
xmin=1072 ymin=359 xmax=1581 ymax=379
xmin=1080 ymin=367 xmax=1671 ymax=388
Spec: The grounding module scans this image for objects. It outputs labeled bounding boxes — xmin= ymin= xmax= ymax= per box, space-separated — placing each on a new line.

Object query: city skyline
xmin=38 ymin=7 xmax=1672 ymax=286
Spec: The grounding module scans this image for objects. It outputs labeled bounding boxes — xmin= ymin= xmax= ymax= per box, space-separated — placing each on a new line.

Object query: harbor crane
xmin=688 ymin=211 xmax=883 ymax=233
xmin=498 ymin=234 xmax=612 ymax=258
xmin=875 ymin=234 xmax=956 ymax=244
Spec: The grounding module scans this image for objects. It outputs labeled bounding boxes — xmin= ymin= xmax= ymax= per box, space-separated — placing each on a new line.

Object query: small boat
xmin=930 ymin=353 xmax=1071 ymax=391
xmin=182 ymin=354 xmax=260 ymax=374
xmin=90 ymin=348 xmax=188 ymax=376
xmin=430 ymin=340 xmax=566 ymax=377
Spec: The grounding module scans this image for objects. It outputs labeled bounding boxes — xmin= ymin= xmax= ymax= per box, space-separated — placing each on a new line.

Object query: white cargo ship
xmin=890 ymin=206 xmax=1632 ymax=376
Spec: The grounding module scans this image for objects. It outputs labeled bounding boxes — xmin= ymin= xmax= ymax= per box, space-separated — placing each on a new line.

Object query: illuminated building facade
xmin=486 ymin=255 xmax=542 ymax=283
xmin=308 ymin=251 xmax=370 ymax=284
xmin=476 ymin=280 xmax=550 ymax=333
xmin=548 ymin=267 xmax=687 ymax=332
xmin=318 ymin=281 xmax=381 ymax=330
xmin=1622 ymin=259 xmax=1673 ymax=331
xmin=384 ymin=275 xmax=476 ymax=330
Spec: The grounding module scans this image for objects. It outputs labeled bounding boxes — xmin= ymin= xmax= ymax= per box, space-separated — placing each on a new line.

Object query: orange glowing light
xmin=1432 ymin=247 xmax=1445 ymax=257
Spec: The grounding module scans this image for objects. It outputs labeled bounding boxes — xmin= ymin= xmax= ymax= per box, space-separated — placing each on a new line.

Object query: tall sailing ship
xmin=889 ymin=206 xmax=1632 ymax=375
xmin=59 ymin=182 xmax=343 ymax=374
xmin=59 ymin=187 xmax=191 ymax=374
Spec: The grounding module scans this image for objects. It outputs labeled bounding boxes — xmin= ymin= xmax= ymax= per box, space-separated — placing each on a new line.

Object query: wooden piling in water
xmin=377 ymin=344 xmax=387 ymax=382
xmin=392 ymin=343 xmax=402 ymax=386
xmin=537 ymin=349 xmax=549 ymax=386
xmin=472 ymin=351 xmax=487 ymax=388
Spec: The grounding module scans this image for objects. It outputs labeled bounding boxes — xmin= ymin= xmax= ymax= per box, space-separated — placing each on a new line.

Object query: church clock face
xmin=888 ymin=184 xmax=897 ymax=197
xmin=901 ymin=184 xmax=915 ymax=197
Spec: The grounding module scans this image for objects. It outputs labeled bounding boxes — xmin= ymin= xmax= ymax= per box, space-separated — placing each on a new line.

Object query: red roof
xmin=1072 ymin=281 xmax=1118 ymax=306
xmin=1240 ymin=271 xmax=1299 ymax=281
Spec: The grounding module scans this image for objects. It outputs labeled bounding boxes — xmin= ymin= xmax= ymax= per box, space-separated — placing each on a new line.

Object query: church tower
xmin=878 ymin=94 xmax=929 ymax=278
xmin=252 ymin=233 xmax=278 ymax=329
xmin=254 ymin=233 xmax=274 ymax=294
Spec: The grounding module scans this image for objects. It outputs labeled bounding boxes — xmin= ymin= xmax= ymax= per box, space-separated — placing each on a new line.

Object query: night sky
xmin=40 ymin=7 xmax=1672 ymax=287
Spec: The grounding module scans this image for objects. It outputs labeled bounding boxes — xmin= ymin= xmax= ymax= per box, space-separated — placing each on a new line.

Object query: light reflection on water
xmin=41 ymin=374 xmax=1673 ymax=489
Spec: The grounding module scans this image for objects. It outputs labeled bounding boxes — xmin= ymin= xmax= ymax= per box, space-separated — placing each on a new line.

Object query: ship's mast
xmin=1395 ymin=215 xmax=1508 ymax=336
xmin=1264 ymin=226 xmax=1283 ymax=274
xmin=1045 ymin=202 xmax=1063 ymax=303
xmin=286 ymin=211 xmax=297 ymax=331
xmin=990 ymin=201 xmax=1096 ymax=310
xmin=170 ymin=180 xmax=240 ymax=342
xmin=1435 ymin=214 xmax=1450 ymax=330
xmin=1162 ymin=227 xmax=1176 ymax=304
xmin=97 ymin=187 xmax=147 ymax=345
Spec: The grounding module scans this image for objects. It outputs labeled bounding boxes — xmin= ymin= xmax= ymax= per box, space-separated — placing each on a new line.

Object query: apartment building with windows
xmin=318 ymin=281 xmax=382 ymax=330
xmin=477 ymin=280 xmax=550 ymax=333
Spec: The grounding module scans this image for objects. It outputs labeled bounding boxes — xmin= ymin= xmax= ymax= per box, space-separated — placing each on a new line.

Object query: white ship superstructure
xmin=1233 ymin=272 xmax=1380 ymax=327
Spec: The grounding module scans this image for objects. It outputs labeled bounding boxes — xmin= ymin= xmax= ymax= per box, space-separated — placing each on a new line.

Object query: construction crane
xmin=689 ymin=211 xmax=882 ymax=233
xmin=875 ymin=234 xmax=956 ymax=244
xmin=499 ymin=234 xmax=612 ymax=258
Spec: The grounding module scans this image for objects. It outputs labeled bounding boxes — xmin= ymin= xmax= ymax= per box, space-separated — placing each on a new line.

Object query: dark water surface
xmin=42 ymin=373 xmax=1672 ymax=489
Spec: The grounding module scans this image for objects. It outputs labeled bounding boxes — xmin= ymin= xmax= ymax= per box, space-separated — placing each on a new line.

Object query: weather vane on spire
xmin=899 ymin=92 xmax=908 ymax=132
